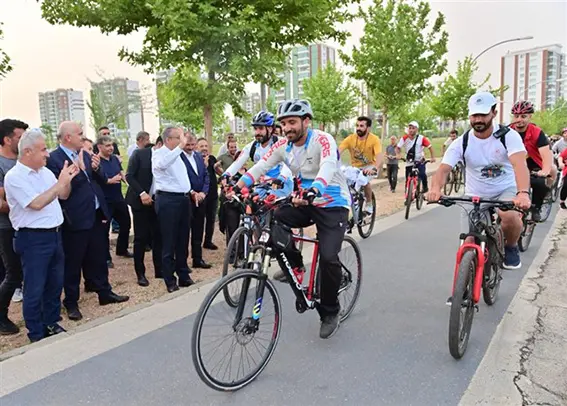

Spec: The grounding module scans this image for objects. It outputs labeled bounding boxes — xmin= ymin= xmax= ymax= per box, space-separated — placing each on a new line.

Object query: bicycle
xmin=403 ymin=159 xmax=431 ymax=220
xmin=342 ymin=166 xmax=377 ymax=238
xmin=221 ymin=181 xmax=303 ymax=307
xmin=433 ymin=195 xmax=522 ymax=359
xmin=191 ymin=192 xmax=363 ymax=391
xmin=443 ymin=162 xmax=464 ymax=196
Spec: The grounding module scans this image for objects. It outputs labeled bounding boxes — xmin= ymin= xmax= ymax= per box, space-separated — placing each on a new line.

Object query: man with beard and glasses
xmin=339 ymin=116 xmax=383 ymax=212
xmin=510 ymin=100 xmax=555 ymax=222
xmin=220 ymin=111 xmax=293 ymax=246
xmin=230 ymin=99 xmax=351 ymax=339
xmin=427 ymin=91 xmax=531 ymax=272
xmin=396 ymin=121 xmax=435 ymax=193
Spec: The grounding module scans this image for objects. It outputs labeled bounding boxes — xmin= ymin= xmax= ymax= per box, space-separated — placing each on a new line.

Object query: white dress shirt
xmin=183 ymin=151 xmax=198 ymax=174
xmin=151 ymin=145 xmax=191 ymax=193
xmin=127 ymin=144 xmax=138 ymax=158
xmin=4 ymin=161 xmax=64 ymax=230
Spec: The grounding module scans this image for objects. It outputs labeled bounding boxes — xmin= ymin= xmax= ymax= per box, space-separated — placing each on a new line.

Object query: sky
xmin=0 ymin=0 xmax=566 ymax=138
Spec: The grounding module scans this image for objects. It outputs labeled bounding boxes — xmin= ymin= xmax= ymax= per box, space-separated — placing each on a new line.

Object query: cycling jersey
xmin=511 ymin=123 xmax=549 ymax=171
xmin=339 ymin=133 xmax=382 ymax=168
xmin=241 ymin=128 xmax=351 ymax=209
xmin=552 ymin=138 xmax=567 ymax=155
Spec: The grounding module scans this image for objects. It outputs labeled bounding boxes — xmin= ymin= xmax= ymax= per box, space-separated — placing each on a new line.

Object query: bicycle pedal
xmin=295 ymin=299 xmax=307 ymax=314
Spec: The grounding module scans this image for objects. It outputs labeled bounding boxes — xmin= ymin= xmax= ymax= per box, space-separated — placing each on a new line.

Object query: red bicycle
xmin=403 ymin=159 xmax=431 ymax=219
xmin=434 ymin=196 xmax=523 ymax=359
xmin=191 ymin=192 xmax=363 ymax=391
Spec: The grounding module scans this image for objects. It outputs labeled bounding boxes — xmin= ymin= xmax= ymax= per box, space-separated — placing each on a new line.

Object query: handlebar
xmin=400 ymin=158 xmax=432 ymax=165
xmin=431 ymin=196 xmax=526 ymax=212
xmin=530 ymin=171 xmax=552 ymax=179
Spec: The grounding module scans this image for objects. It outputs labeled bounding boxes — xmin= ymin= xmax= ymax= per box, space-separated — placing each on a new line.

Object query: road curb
xmin=459 ymin=211 xmax=567 ymax=405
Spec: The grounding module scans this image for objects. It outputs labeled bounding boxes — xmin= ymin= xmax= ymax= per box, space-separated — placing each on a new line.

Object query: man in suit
xmin=125 ymin=137 xmax=162 ymax=286
xmin=197 ymin=137 xmax=219 ymax=250
xmin=47 ymin=121 xmax=129 ymax=321
xmin=181 ymin=134 xmax=212 ymax=269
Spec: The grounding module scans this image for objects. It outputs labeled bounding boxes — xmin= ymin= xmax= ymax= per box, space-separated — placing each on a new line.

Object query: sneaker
xmin=273 ymin=269 xmax=287 ymax=283
xmin=503 ymin=245 xmax=522 ymax=270
xmin=12 ymin=288 xmax=23 ymax=303
xmin=319 ymin=313 xmax=340 ymax=339
xmin=445 ymin=296 xmax=452 ymax=306
xmin=532 ymin=208 xmax=542 ymax=223
xmin=0 ymin=317 xmax=20 ymax=335
xmin=561 ymin=202 xmax=566 ymax=210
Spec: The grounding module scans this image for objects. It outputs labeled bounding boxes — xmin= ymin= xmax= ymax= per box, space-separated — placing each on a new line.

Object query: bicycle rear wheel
xmin=551 ymin=176 xmax=560 ymax=202
xmin=448 ymin=250 xmax=476 ymax=359
xmin=357 ymin=192 xmax=376 ymax=238
xmin=539 ymin=194 xmax=553 ymax=222
xmin=338 ymin=235 xmax=363 ymax=321
xmin=483 ymin=230 xmax=503 ymax=305
xmin=416 ymin=180 xmax=424 ymax=210
xmin=443 ymin=172 xmax=454 ymax=195
xmin=518 ymin=218 xmax=535 ymax=252
xmin=404 ymin=181 xmax=413 ymax=220
xmin=192 ymin=270 xmax=282 ymax=391
xmin=454 ymin=167 xmax=463 ymax=194
xmin=222 ymin=227 xmax=255 ymax=307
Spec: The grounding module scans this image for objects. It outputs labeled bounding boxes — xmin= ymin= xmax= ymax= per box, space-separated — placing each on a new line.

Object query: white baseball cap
xmin=468 ymin=91 xmax=497 ymax=116
xmin=408 ymin=121 xmax=419 ymax=128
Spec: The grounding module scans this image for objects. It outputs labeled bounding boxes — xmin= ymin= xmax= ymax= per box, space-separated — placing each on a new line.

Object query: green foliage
xmin=532 ymin=99 xmax=567 ymax=135
xmin=0 ymin=23 xmax=11 ymax=79
xmin=266 ymin=93 xmax=278 ymax=115
xmin=40 ymin=0 xmax=358 ymax=142
xmin=302 ymin=64 xmax=358 ymax=131
xmin=343 ymin=0 xmax=448 ymax=137
xmin=87 ymin=78 xmax=132 ymax=133
xmin=390 ymin=93 xmax=437 ymax=133
xmin=40 ymin=124 xmax=57 ymax=149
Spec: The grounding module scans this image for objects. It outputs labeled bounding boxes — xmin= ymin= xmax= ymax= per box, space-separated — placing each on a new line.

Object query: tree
xmin=390 ymin=93 xmax=437 ymax=134
xmin=40 ymin=124 xmax=57 ymax=149
xmin=266 ymin=93 xmax=278 ymax=115
xmin=40 ymin=0 xmax=356 ymax=145
xmin=532 ymin=99 xmax=567 ymax=135
xmin=302 ymin=64 xmax=358 ymax=132
xmin=0 ymin=23 xmax=11 ymax=79
xmin=343 ymin=0 xmax=448 ymax=140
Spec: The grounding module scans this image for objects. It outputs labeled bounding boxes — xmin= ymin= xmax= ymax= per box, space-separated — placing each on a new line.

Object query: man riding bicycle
xmin=509 ymin=100 xmax=555 ymax=222
xmin=396 ymin=121 xmax=435 ymax=193
xmin=427 ymin=91 xmax=531 ymax=270
xmin=221 ymin=111 xmax=293 ymax=244
xmin=232 ymin=99 xmax=350 ymax=339
xmin=339 ymin=116 xmax=383 ymax=213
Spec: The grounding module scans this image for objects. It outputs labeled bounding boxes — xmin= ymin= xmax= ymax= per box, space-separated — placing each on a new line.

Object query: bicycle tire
xmin=539 ymin=197 xmax=553 ymax=223
xmin=222 ymin=227 xmax=255 ymax=307
xmin=192 ymin=269 xmax=282 ymax=392
xmin=338 ymin=235 xmax=363 ymax=321
xmin=443 ymin=172 xmax=454 ymax=196
xmin=448 ymin=250 xmax=476 ymax=360
xmin=551 ymin=176 xmax=560 ymax=202
xmin=416 ymin=179 xmax=424 ymax=210
xmin=518 ymin=219 xmax=535 ymax=252
xmin=405 ymin=181 xmax=413 ymax=220
xmin=357 ymin=192 xmax=376 ymax=238
xmin=483 ymin=228 xmax=503 ymax=305
xmin=454 ymin=167 xmax=463 ymax=194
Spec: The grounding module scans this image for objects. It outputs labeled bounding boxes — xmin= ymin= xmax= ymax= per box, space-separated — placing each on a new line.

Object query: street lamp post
xmin=472 ymin=36 xmax=534 ymax=62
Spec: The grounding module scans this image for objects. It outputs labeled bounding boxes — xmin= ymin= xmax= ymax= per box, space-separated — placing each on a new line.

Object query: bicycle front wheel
xmin=357 ymin=192 xmax=376 ymax=238
xmin=192 ymin=270 xmax=282 ymax=391
xmin=338 ymin=235 xmax=363 ymax=321
xmin=404 ymin=180 xmax=413 ymax=220
xmin=448 ymin=250 xmax=476 ymax=360
xmin=454 ymin=167 xmax=463 ymax=194
xmin=443 ymin=172 xmax=454 ymax=196
xmin=518 ymin=218 xmax=535 ymax=252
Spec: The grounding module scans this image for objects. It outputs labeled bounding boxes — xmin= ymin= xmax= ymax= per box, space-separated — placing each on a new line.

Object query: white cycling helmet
xmin=276 ymin=99 xmax=314 ymax=121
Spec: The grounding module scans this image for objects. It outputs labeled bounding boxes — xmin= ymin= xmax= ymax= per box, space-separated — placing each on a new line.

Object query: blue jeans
xmin=14 ymin=229 xmax=64 ymax=341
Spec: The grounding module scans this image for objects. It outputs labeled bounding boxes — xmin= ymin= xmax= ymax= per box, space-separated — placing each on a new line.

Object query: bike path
xmin=0 ymin=205 xmax=556 ymax=406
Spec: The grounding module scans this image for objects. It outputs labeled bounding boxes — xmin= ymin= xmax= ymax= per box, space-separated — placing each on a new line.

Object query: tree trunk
xmin=381 ymin=111 xmax=388 ymax=142
xmin=260 ymin=83 xmax=267 ymax=110
xmin=204 ymin=104 xmax=213 ymax=145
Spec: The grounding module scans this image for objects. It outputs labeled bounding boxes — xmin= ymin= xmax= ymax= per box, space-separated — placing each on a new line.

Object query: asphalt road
xmin=1 ymin=205 xmax=556 ymax=406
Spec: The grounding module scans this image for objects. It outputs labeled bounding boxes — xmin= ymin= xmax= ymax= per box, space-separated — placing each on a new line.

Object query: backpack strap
xmin=462 ymin=126 xmax=509 ymax=167
xmin=249 ymin=135 xmax=279 ymax=162
xmin=462 ymin=130 xmax=470 ymax=167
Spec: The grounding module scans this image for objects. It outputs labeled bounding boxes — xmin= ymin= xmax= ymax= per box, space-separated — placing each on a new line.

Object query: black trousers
xmin=560 ymin=175 xmax=567 ymax=201
xmin=204 ymin=195 xmax=218 ymax=245
xmin=0 ymin=228 xmax=22 ymax=318
xmin=531 ymin=176 xmax=550 ymax=209
xmin=190 ymin=201 xmax=206 ymax=261
xmin=155 ymin=193 xmax=191 ymax=286
xmin=106 ymin=200 xmax=131 ymax=256
xmin=274 ymin=205 xmax=348 ymax=318
xmin=387 ymin=164 xmax=399 ymax=191
xmin=132 ymin=205 xmax=162 ymax=278
xmin=223 ymin=200 xmax=242 ymax=246
xmin=62 ymin=210 xmax=112 ymax=309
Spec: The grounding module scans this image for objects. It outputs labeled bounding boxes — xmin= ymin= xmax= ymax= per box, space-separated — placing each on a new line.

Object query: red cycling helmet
xmin=511 ymin=100 xmax=535 ymax=115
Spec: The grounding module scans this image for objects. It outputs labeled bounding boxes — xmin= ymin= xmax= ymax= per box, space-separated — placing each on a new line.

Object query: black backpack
xmin=461 ymin=125 xmax=510 ymax=166
xmin=249 ymin=135 xmax=279 ymax=161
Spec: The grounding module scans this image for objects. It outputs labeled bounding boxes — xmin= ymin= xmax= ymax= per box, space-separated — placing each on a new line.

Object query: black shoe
xmin=107 ymin=260 xmax=114 ymax=269
xmin=116 ymin=251 xmax=134 ymax=258
xmin=561 ymin=202 xmax=567 ymax=209
xmin=99 ymin=292 xmax=130 ymax=305
xmin=137 ymin=275 xmax=149 ymax=287
xmin=203 ymin=242 xmax=219 ymax=250
xmin=45 ymin=323 xmax=66 ymax=337
xmin=193 ymin=260 xmax=212 ymax=269
xmin=66 ymin=307 xmax=83 ymax=321
xmin=319 ymin=313 xmax=340 ymax=339
xmin=155 ymin=272 xmax=163 ymax=279
xmin=84 ymin=285 xmax=96 ymax=293
xmin=0 ymin=317 xmax=20 ymax=335
xmin=179 ymin=277 xmax=195 ymax=288
xmin=532 ymin=209 xmax=542 ymax=223
xmin=167 ymin=284 xmax=179 ymax=293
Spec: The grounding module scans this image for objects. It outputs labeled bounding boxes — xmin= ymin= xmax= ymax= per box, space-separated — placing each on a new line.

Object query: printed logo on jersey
xmin=262 ymin=138 xmax=287 ymax=162
xmin=317 ymin=135 xmax=331 ymax=158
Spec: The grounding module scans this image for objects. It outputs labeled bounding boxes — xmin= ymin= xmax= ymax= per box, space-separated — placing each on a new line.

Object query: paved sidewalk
xmin=461 ymin=211 xmax=567 ymax=405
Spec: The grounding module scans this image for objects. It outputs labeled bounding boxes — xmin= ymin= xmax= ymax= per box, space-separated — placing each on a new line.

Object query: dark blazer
xmin=46 ymin=147 xmax=110 ymax=231
xmin=125 ymin=146 xmax=153 ymax=210
xmin=181 ymin=151 xmax=209 ymax=194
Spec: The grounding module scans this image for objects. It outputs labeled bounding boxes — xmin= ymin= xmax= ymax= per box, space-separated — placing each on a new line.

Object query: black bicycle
xmin=191 ymin=192 xmax=363 ymax=391
xmin=443 ymin=162 xmax=464 ymax=195
xmin=519 ymin=173 xmax=553 ymax=252
xmin=343 ymin=167 xmax=377 ymax=238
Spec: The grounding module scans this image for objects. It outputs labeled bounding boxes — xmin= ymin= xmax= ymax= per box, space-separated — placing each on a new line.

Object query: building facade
xmin=38 ymin=89 xmax=86 ymax=134
xmin=500 ymin=44 xmax=567 ymax=122
xmin=232 ymin=93 xmax=261 ymax=134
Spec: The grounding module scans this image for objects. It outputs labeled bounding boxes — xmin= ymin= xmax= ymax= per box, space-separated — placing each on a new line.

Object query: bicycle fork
xmin=453 ymin=240 xmax=486 ymax=304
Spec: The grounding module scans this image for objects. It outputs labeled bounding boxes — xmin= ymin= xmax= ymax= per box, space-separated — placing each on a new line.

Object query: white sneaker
xmin=12 ymin=288 xmax=23 ymax=303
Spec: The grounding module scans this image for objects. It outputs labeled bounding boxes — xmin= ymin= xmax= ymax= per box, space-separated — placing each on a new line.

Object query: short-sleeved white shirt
xmin=442 ymin=125 xmax=526 ymax=197
xmin=397 ymin=134 xmax=431 ymax=161
xmin=4 ymin=161 xmax=64 ymax=230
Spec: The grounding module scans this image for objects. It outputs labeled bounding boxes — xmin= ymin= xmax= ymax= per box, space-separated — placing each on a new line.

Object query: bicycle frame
xmin=405 ymin=168 xmax=419 ymax=201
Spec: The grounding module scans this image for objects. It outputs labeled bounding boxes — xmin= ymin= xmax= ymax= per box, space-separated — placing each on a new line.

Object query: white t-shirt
xmin=397 ymin=134 xmax=431 ymax=161
xmin=442 ymin=126 xmax=526 ymax=197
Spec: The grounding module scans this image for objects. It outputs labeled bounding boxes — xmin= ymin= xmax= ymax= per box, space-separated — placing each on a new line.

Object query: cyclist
xmin=221 ymin=111 xmax=293 ymax=244
xmin=396 ymin=121 xmax=435 ymax=193
xmin=339 ymin=116 xmax=383 ymax=213
xmin=510 ymin=100 xmax=555 ymax=222
xmin=442 ymin=129 xmax=458 ymax=155
xmin=552 ymin=128 xmax=567 ymax=155
xmin=427 ymin=91 xmax=531 ymax=270
xmin=232 ymin=99 xmax=350 ymax=339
